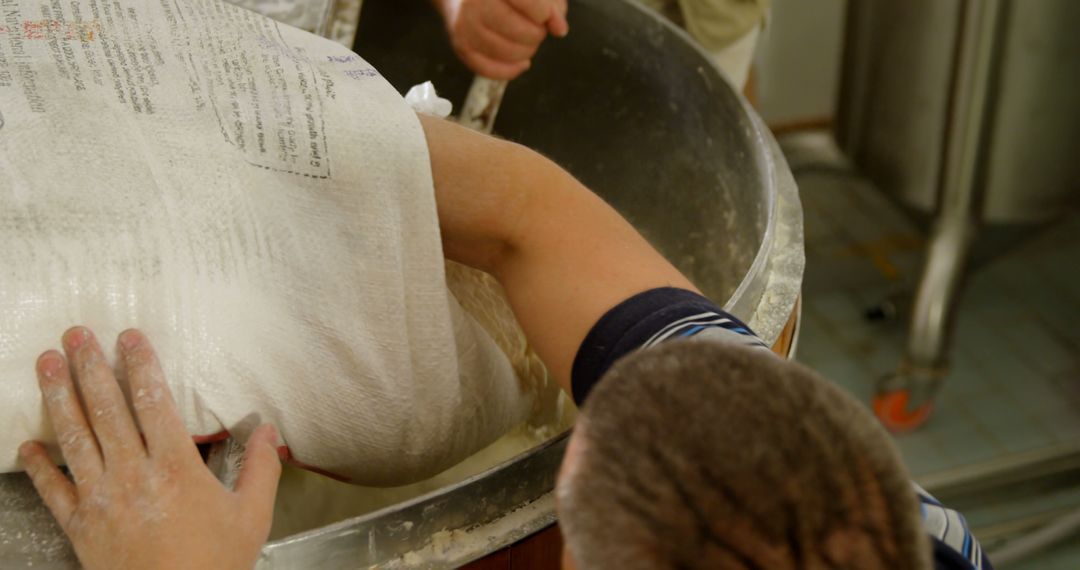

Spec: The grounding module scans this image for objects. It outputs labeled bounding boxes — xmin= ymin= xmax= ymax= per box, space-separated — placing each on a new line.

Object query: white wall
xmin=754 ymin=0 xmax=847 ymax=127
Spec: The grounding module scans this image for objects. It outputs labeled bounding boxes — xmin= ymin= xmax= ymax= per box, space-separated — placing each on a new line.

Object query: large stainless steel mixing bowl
xmin=352 ymin=0 xmax=802 ymax=343
xmin=0 ymin=0 xmax=803 ymax=567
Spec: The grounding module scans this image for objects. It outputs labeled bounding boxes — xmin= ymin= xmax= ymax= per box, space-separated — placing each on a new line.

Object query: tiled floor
xmin=782 ymin=132 xmax=1080 ymax=568
xmin=1014 ymin=538 xmax=1080 ymax=570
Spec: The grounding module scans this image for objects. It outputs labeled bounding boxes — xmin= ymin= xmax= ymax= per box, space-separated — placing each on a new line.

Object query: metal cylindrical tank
xmin=0 ymin=0 xmax=804 ymax=566
xmin=837 ymin=0 xmax=1080 ymax=223
xmin=837 ymin=0 xmax=1080 ymax=430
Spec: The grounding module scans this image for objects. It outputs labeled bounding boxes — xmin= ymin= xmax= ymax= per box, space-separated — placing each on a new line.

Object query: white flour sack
xmin=0 ymin=0 xmax=536 ymax=485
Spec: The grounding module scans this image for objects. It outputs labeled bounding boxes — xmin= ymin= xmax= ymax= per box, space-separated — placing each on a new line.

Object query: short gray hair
xmin=559 ymin=339 xmax=930 ymax=570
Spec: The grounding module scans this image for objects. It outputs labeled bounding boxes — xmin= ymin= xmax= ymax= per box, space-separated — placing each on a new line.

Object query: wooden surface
xmin=461 ymin=525 xmax=563 ymax=570
xmin=771 ymin=296 xmax=802 ymax=359
xmin=462 ymin=548 xmax=511 ymax=570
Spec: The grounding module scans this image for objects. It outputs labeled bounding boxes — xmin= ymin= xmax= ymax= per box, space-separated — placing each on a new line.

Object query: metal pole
xmin=458 ymin=77 xmax=509 ymax=134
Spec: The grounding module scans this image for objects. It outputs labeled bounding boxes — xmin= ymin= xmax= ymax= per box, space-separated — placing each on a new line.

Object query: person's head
xmin=555 ymin=340 xmax=931 ymax=570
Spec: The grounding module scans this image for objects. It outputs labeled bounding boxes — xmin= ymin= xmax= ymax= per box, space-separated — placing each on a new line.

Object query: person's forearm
xmin=490 ymin=160 xmax=699 ymax=391
xmin=420 ymin=115 xmax=696 ymax=392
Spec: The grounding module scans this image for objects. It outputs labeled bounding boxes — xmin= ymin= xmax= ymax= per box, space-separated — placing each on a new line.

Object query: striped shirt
xmin=570 ymin=287 xmax=769 ymax=404
xmin=570 ymin=287 xmax=990 ymax=570
xmin=639 ymin=309 xmax=770 ymax=351
xmin=917 ymin=484 xmax=989 ymax=570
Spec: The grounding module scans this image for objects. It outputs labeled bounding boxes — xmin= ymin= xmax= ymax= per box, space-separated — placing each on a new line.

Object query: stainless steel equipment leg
xmin=874 ymin=0 xmax=1005 ymax=432
xmin=875 ymin=213 xmax=976 ymax=431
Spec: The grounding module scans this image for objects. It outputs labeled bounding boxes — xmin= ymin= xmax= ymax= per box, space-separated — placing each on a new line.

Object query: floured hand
xmin=18 ymin=327 xmax=282 ymax=570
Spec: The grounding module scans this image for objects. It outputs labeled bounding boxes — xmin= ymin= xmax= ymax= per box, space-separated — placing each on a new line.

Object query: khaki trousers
xmin=636 ymin=0 xmax=768 ymax=89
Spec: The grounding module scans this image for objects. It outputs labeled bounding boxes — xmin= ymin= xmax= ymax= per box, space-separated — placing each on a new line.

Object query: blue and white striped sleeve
xmin=915 ymin=483 xmax=992 ymax=570
xmin=570 ymin=287 xmax=770 ymax=405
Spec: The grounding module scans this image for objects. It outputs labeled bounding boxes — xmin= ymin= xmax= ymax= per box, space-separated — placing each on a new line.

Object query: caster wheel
xmin=873 ymin=389 xmax=933 ymax=433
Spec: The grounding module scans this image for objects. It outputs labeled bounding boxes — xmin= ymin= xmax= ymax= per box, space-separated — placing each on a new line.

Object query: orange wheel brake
xmin=873 ymin=390 xmax=933 ymax=433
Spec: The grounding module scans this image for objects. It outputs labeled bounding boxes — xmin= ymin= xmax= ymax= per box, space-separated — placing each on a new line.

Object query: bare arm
xmin=419 ymin=115 xmax=697 ymax=394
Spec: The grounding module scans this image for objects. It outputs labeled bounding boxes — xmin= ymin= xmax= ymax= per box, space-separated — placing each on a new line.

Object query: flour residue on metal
xmin=386 ymin=494 xmax=557 ymax=569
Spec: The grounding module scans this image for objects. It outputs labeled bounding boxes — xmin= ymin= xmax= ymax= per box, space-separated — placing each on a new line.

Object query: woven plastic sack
xmin=0 ymin=0 xmax=533 ymax=485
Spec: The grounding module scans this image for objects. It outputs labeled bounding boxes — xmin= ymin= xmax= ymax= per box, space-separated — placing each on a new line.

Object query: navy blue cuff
xmin=570 ymin=287 xmax=730 ymax=406
xmin=933 ymin=537 xmax=991 ymax=570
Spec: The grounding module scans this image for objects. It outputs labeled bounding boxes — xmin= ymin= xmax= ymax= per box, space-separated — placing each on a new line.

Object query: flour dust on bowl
xmin=0 ymin=0 xmax=803 ymax=567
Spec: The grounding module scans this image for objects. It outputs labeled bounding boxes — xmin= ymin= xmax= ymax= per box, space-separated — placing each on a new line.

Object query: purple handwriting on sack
xmin=343 ymin=68 xmax=379 ymax=80
xmin=327 ymin=54 xmax=360 ymax=64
